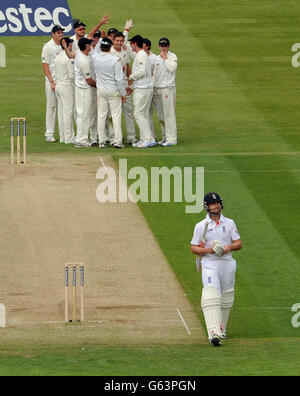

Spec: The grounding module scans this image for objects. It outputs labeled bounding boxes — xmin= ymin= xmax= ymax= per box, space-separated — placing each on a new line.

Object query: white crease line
xmin=108 ymin=151 xmax=300 ymax=157
xmin=99 ymin=156 xmax=136 ymax=203
xmin=99 ymin=156 xmax=108 ymax=172
xmin=176 ymin=308 xmax=191 ymax=336
xmin=236 ymin=307 xmax=293 ymax=310
xmin=5 ymin=320 xmax=105 ymax=326
xmin=206 ymin=170 xmax=300 ymax=173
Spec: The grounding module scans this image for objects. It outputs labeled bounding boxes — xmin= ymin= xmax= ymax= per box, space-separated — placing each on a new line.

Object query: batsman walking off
xmin=190 ymin=193 xmax=242 ymax=346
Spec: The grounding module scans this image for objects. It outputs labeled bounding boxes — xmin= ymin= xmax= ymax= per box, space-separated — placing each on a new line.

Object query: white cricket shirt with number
xmin=129 ymin=49 xmax=153 ymax=89
xmin=110 ymin=47 xmax=130 ymax=86
xmin=153 ymin=51 xmax=178 ymax=88
xmin=74 ymin=51 xmax=92 ymax=89
xmin=41 ymin=38 xmax=62 ymax=81
xmin=191 ymin=214 xmax=241 ymax=266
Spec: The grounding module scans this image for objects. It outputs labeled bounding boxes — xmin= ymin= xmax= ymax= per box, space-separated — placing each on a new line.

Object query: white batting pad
xmin=201 ymin=286 xmax=222 ymax=339
xmin=221 ymin=289 xmax=234 ymax=333
xmin=0 ymin=304 xmax=6 ymax=328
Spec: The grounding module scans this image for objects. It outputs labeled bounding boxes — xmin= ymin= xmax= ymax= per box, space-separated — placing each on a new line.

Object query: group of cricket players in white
xmin=42 ymin=15 xmax=178 ymax=148
xmin=42 ymin=16 xmax=242 ymax=347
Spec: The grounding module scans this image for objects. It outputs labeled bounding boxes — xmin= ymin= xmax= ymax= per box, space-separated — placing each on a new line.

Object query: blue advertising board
xmin=0 ymin=0 xmax=74 ymax=36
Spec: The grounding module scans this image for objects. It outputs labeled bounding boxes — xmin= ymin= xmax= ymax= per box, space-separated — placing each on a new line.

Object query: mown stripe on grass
xmin=128 ymin=153 xmax=299 ymax=339
xmin=221 ymin=156 xmax=300 ymax=338
xmin=168 ymin=0 xmax=299 ymax=153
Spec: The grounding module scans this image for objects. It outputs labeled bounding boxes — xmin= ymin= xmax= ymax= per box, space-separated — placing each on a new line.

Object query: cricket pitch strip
xmin=0 ymin=153 xmax=205 ymax=346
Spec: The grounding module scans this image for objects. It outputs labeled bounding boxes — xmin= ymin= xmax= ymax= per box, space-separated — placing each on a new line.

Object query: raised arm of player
xmin=62 ymin=39 xmax=76 ymax=59
xmin=87 ymin=15 xmax=110 ymax=39
xmin=123 ymin=19 xmax=134 ymax=43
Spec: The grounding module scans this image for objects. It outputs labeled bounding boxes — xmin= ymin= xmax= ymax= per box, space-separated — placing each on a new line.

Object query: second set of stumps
xmin=65 ymin=263 xmax=85 ymax=323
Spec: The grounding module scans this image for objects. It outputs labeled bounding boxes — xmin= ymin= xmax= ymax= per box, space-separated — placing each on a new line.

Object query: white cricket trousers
xmin=155 ymin=87 xmax=177 ymax=144
xmin=106 ymin=94 xmax=136 ymax=144
xmin=123 ymin=94 xmax=136 ymax=142
xmin=201 ymin=259 xmax=237 ymax=296
xmin=45 ymin=78 xmax=57 ymax=139
xmin=97 ymin=89 xmax=123 ymax=145
xmin=75 ymin=86 xmax=93 ymax=144
xmin=90 ymin=87 xmax=98 ymax=143
xmin=149 ymin=100 xmax=157 ymax=142
xmin=55 ymin=82 xmax=75 ymax=144
xmin=133 ymin=88 xmax=153 ymax=144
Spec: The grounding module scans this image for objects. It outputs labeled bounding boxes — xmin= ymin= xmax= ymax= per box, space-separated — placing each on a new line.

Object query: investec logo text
xmin=0 ymin=0 xmax=73 ymax=36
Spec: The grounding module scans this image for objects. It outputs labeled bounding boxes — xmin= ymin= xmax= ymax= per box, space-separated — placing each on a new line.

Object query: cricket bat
xmin=196 ymin=220 xmax=209 ymax=273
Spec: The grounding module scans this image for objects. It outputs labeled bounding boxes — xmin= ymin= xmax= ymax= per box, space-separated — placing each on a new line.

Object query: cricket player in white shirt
xmin=111 ymin=32 xmax=137 ymax=145
xmin=153 ymin=38 xmax=178 ymax=146
xmin=69 ymin=21 xmax=87 ymax=128
xmin=128 ymin=35 xmax=155 ymax=148
xmin=41 ymin=25 xmax=64 ymax=142
xmin=191 ymin=193 xmax=242 ymax=346
xmin=74 ymin=38 xmax=97 ymax=147
xmin=54 ymin=37 xmax=75 ymax=144
xmin=88 ymin=32 xmax=103 ymax=145
xmin=91 ymin=38 xmax=126 ymax=148
xmin=143 ymin=38 xmax=158 ymax=145
xmin=70 ymin=20 xmax=88 ymax=52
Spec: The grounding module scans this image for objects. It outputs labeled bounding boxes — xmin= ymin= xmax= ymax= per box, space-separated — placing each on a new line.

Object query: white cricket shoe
xmin=75 ymin=142 xmax=92 ymax=148
xmin=127 ymin=138 xmax=138 ymax=145
xmin=65 ymin=138 xmax=75 ymax=145
xmin=132 ymin=141 xmax=152 ymax=148
xmin=45 ymin=137 xmax=57 ymax=143
xmin=161 ymin=141 xmax=177 ymax=147
xmin=114 ymin=143 xmax=125 ymax=149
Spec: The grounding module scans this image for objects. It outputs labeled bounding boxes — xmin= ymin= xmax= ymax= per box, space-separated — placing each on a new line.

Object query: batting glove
xmin=212 ymin=240 xmax=225 ymax=256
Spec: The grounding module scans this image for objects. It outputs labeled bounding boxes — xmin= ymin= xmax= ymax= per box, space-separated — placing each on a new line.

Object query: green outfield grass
xmin=1 ymin=0 xmax=300 ymax=376
xmin=0 ymin=339 xmax=299 ymax=376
